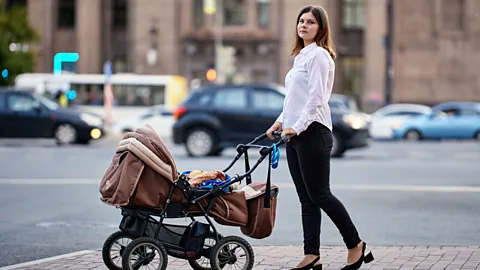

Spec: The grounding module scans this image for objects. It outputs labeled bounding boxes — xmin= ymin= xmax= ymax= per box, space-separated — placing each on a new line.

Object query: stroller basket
xmin=119 ymin=207 xmax=210 ymax=259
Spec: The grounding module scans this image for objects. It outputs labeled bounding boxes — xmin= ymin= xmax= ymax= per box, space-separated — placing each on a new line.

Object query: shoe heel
xmin=312 ymin=264 xmax=322 ymax=270
xmin=364 ymin=252 xmax=374 ymax=264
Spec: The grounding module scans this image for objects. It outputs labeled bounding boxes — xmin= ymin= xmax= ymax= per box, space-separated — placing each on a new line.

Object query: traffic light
xmin=206 ymin=68 xmax=217 ymax=81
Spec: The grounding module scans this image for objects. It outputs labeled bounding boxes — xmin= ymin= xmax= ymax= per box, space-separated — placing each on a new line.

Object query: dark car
xmin=172 ymin=83 xmax=369 ymax=157
xmin=0 ymin=88 xmax=105 ymax=145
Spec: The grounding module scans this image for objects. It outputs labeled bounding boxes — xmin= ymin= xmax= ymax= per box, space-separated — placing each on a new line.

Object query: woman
xmin=266 ymin=6 xmax=374 ymax=270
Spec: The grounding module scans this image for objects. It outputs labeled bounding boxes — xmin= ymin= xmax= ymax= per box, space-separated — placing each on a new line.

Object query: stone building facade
xmin=21 ymin=0 xmax=480 ymax=110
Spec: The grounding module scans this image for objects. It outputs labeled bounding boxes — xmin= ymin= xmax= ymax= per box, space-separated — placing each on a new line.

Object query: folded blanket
xmin=187 ymin=170 xmax=227 ymax=187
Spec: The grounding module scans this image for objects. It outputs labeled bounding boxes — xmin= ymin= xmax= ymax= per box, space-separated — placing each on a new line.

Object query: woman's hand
xmin=281 ymin=128 xmax=297 ymax=142
xmin=266 ymin=122 xmax=282 ymax=140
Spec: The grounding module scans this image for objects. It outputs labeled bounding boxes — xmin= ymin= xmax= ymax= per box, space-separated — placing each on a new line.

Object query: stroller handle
xmin=191 ymin=131 xmax=289 ymax=204
xmin=252 ymin=130 xmax=290 ymax=145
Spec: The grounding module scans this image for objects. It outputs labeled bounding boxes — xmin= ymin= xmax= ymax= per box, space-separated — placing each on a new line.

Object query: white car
xmin=369 ymin=104 xmax=431 ymax=139
xmin=111 ymin=105 xmax=174 ymax=139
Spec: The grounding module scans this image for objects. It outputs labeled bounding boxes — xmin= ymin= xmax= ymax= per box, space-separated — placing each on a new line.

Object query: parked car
xmin=329 ymin=93 xmax=372 ymax=124
xmin=171 ymin=83 xmax=369 ymax=157
xmin=392 ymin=102 xmax=480 ymax=141
xmin=0 ymin=88 xmax=105 ymax=145
xmin=111 ymin=105 xmax=174 ymax=138
xmin=369 ymin=103 xmax=431 ymax=139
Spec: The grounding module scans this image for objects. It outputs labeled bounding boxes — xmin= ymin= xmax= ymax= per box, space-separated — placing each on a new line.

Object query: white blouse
xmin=276 ymin=42 xmax=335 ymax=135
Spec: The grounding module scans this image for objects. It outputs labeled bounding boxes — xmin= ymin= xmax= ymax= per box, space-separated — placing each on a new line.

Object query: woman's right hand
xmin=266 ymin=121 xmax=282 ymax=140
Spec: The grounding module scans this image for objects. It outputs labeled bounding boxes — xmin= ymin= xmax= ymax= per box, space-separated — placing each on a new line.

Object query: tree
xmin=0 ymin=1 xmax=39 ymax=86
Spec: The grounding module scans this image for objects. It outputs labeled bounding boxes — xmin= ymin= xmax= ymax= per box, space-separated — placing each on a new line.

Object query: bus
xmin=14 ymin=72 xmax=189 ymax=122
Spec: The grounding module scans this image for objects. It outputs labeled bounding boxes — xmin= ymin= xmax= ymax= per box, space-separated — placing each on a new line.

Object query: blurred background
xmin=0 ymin=0 xmax=479 ymax=268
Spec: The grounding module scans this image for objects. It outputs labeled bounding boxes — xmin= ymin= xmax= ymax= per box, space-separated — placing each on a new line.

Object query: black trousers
xmin=286 ymin=121 xmax=361 ymax=255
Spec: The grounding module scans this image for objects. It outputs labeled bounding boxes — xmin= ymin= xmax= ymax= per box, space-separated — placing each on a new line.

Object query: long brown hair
xmin=291 ymin=6 xmax=336 ymax=59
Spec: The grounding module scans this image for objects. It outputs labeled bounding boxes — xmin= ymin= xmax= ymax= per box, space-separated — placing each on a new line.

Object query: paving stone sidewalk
xmin=1 ymin=245 xmax=479 ymax=270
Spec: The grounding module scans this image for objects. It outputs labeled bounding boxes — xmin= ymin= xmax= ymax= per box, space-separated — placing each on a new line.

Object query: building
xmin=18 ymin=0 xmax=480 ymax=110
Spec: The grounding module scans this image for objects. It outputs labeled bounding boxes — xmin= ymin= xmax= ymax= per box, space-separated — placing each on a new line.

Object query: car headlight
xmin=343 ymin=114 xmax=366 ymax=129
xmin=80 ymin=113 xmax=103 ymax=126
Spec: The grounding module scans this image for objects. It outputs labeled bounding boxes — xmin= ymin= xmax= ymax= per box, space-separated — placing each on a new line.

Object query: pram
xmin=99 ymin=126 xmax=289 ymax=270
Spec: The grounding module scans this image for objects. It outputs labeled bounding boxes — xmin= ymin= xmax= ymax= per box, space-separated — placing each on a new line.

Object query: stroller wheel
xmin=188 ymin=233 xmax=223 ymax=270
xmin=121 ymin=237 xmax=168 ymax=270
xmin=210 ymin=236 xmax=255 ymax=270
xmin=102 ymin=230 xmax=135 ymax=270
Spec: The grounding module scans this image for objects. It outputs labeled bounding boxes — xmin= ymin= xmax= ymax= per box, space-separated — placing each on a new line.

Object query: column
xmin=76 ymin=0 xmax=102 ymax=73
xmin=364 ymin=0 xmax=387 ymax=111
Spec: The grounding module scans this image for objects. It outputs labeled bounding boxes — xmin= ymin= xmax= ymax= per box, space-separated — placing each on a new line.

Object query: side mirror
xmin=32 ymin=101 xmax=43 ymax=113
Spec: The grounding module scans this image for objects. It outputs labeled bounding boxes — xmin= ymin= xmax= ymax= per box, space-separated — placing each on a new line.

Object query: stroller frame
xmin=103 ymin=131 xmax=288 ymax=270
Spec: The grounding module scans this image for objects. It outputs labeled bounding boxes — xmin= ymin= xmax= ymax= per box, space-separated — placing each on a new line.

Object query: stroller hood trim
xmin=117 ymin=137 xmax=174 ymax=182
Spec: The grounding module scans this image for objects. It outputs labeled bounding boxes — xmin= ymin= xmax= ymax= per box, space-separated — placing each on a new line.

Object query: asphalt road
xmin=0 ymin=138 xmax=479 ymax=267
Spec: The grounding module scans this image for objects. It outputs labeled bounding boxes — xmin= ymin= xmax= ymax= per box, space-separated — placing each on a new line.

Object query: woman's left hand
xmin=281 ymin=128 xmax=297 ymax=142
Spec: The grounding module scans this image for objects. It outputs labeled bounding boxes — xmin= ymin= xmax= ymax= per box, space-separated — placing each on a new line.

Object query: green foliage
xmin=0 ymin=3 xmax=39 ymax=86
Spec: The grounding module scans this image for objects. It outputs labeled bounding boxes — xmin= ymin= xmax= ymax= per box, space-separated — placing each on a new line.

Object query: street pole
xmin=214 ymin=0 xmax=223 ymax=84
xmin=385 ymin=0 xmax=394 ymax=105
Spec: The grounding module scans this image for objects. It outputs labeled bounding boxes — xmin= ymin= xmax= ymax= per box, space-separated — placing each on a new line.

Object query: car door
xmin=249 ymin=87 xmax=285 ymax=138
xmin=211 ymin=86 xmax=252 ymax=143
xmin=447 ymin=108 xmax=480 ymax=139
xmin=4 ymin=93 xmax=53 ymax=138
xmin=421 ymin=110 xmax=454 ymax=138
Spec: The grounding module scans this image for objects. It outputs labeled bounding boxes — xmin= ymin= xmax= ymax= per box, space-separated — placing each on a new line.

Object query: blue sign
xmin=103 ymin=61 xmax=112 ymax=83
xmin=1 ymin=69 xmax=8 ymax=79
xmin=53 ymin=53 xmax=79 ymax=75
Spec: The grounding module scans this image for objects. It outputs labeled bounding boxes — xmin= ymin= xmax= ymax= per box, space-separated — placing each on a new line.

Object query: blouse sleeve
xmin=276 ymin=111 xmax=284 ymax=123
xmin=291 ymin=49 xmax=329 ymax=135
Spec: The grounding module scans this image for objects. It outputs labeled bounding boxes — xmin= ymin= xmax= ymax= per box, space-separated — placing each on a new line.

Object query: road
xmin=0 ymin=138 xmax=479 ymax=267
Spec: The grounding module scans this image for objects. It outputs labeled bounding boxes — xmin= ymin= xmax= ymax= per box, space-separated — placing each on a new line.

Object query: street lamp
xmin=147 ymin=22 xmax=159 ymax=67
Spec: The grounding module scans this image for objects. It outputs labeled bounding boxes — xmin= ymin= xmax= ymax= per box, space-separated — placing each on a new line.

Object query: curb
xmin=0 ymin=250 xmax=95 ymax=270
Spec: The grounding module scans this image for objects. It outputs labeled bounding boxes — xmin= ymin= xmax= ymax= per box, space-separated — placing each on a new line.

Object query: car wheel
xmin=331 ymin=132 xmax=345 ymax=158
xmin=405 ymin=129 xmax=421 ymax=141
xmin=185 ymin=128 xmax=217 ymax=157
xmin=55 ymin=124 xmax=77 ymax=145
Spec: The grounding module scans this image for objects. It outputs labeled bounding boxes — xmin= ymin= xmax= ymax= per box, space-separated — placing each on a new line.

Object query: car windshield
xmin=33 ymin=93 xmax=59 ymax=110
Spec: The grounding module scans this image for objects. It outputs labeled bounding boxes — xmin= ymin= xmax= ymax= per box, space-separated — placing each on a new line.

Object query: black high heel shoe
xmin=291 ymin=256 xmax=320 ymax=270
xmin=340 ymin=242 xmax=374 ymax=270
xmin=312 ymin=263 xmax=322 ymax=270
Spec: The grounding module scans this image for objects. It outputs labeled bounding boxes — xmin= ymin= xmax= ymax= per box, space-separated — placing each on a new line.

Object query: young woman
xmin=266 ymin=6 xmax=374 ymax=270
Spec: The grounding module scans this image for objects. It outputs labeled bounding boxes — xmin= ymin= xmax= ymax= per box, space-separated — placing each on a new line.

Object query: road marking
xmin=275 ymin=183 xmax=480 ymax=192
xmin=453 ymin=152 xmax=480 ymax=160
xmin=1 ymin=178 xmax=480 ymax=193
xmin=0 ymin=250 xmax=94 ymax=270
xmin=0 ymin=178 xmax=99 ymax=185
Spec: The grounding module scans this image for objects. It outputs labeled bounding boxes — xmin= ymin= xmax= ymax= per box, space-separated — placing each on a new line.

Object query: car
xmin=171 ymin=83 xmax=369 ymax=157
xmin=0 ymin=88 xmax=105 ymax=145
xmin=111 ymin=105 xmax=174 ymax=138
xmin=369 ymin=103 xmax=432 ymax=139
xmin=329 ymin=93 xmax=372 ymax=124
xmin=392 ymin=101 xmax=480 ymax=141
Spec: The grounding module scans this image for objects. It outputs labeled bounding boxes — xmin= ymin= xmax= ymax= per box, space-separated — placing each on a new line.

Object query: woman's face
xmin=297 ymin=12 xmax=319 ymax=43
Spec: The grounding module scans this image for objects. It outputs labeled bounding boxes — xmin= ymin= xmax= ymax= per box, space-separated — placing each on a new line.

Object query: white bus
xmin=14 ymin=73 xmax=189 ymax=122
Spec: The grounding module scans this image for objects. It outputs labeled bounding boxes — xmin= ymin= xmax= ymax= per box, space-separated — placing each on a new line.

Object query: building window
xmin=257 ymin=0 xmax=269 ymax=28
xmin=193 ymin=0 xmax=204 ymax=27
xmin=224 ymin=0 xmax=245 ymax=25
xmin=4 ymin=0 xmax=27 ymax=10
xmin=342 ymin=0 xmax=365 ymax=29
xmin=62 ymin=61 xmax=77 ymax=73
xmin=57 ymin=0 xmax=75 ymax=29
xmin=113 ymin=0 xmax=127 ymax=30
xmin=341 ymin=57 xmax=364 ymax=101
xmin=441 ymin=0 xmax=465 ymax=31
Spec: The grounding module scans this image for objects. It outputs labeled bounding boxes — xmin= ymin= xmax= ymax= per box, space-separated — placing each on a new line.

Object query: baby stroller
xmin=99 ymin=125 xmax=289 ymax=270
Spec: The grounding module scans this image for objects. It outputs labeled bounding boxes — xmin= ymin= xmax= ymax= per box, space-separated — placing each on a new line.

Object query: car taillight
xmin=173 ymin=106 xmax=186 ymax=120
